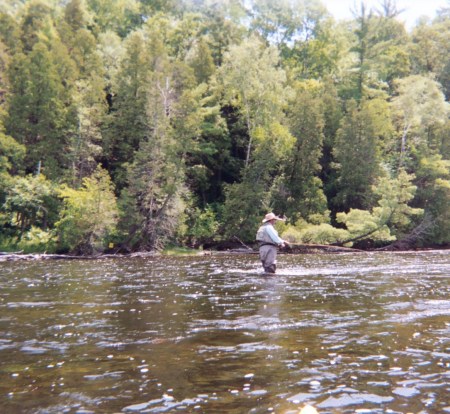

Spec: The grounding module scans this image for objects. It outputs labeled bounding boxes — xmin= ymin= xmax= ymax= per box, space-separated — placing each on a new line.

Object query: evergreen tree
xmin=197 ymin=1 xmax=247 ymax=66
xmin=251 ymin=0 xmax=342 ymax=79
xmin=118 ymin=22 xmax=201 ymax=250
xmin=186 ymin=38 xmax=215 ymax=84
xmin=6 ymin=41 xmax=76 ymax=178
xmin=103 ymin=31 xmax=152 ymax=189
xmin=69 ymin=77 xmax=106 ymax=185
xmin=124 ymin=72 xmax=202 ymax=250
xmin=272 ymin=80 xmax=328 ymax=222
xmin=333 ymin=98 xmax=392 ymax=210
xmin=0 ymin=11 xmax=22 ymax=53
xmin=87 ymin=0 xmax=142 ymax=37
xmin=184 ymin=92 xmax=232 ymax=207
xmin=63 ymin=0 xmax=90 ymax=32
xmin=343 ymin=1 xmax=410 ymax=99
xmin=368 ymin=2 xmax=411 ymax=86
xmin=0 ymin=0 xmax=448 ymax=251
xmin=58 ymin=3 xmax=107 ymax=184
xmin=19 ymin=0 xmax=55 ymax=52
xmin=415 ymin=155 xmax=450 ymax=245
xmin=319 ymin=77 xmax=343 ymax=212
xmin=0 ymin=126 xmax=25 ymax=207
xmin=335 ymin=169 xmax=423 ymax=246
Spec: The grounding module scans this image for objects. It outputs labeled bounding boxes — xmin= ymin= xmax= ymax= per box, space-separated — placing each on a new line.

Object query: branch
xmin=233 ymin=235 xmax=254 ymax=250
xmin=333 ymin=209 xmax=396 ymax=246
xmin=377 ymin=213 xmax=435 ymax=251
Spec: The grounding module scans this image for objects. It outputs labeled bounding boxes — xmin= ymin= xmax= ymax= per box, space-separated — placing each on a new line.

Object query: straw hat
xmin=262 ymin=212 xmax=284 ymax=223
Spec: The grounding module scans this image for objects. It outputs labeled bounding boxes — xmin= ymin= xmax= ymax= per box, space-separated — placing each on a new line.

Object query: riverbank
xmin=2 ymin=242 xmax=447 ymax=261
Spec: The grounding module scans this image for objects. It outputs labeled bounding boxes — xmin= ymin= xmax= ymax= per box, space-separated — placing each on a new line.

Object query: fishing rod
xmin=281 ymin=242 xmax=362 ymax=252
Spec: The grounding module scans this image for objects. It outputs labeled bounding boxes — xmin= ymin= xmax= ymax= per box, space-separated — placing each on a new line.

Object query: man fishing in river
xmin=256 ymin=212 xmax=289 ymax=274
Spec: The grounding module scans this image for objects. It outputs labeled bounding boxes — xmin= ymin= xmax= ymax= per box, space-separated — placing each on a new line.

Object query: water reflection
xmin=0 ymin=251 xmax=449 ymax=413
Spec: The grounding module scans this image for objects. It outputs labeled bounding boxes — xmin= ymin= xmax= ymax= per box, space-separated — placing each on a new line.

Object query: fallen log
xmin=211 ymin=244 xmax=363 ymax=254
xmin=284 ymin=243 xmax=363 ymax=254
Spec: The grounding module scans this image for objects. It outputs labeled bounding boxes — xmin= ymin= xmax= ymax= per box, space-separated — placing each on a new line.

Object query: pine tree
xmin=333 ymin=99 xmax=390 ymax=210
xmin=6 ymin=42 xmax=75 ymax=178
xmin=273 ymin=81 xmax=328 ymax=222
xmin=103 ymin=31 xmax=152 ymax=189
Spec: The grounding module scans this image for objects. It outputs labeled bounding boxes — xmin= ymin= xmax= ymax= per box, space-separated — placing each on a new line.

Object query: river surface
xmin=0 ymin=251 xmax=449 ymax=414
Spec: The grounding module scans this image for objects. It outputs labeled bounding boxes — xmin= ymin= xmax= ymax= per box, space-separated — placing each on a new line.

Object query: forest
xmin=0 ymin=0 xmax=449 ymax=254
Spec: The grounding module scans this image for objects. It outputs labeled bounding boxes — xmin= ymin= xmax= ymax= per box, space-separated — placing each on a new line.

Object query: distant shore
xmin=1 ymin=243 xmax=448 ymax=262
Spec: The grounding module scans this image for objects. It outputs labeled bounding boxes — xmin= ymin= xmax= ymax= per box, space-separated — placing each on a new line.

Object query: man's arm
xmin=266 ymin=226 xmax=285 ymax=245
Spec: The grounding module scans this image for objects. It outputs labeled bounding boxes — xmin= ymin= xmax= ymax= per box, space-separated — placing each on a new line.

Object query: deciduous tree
xmin=391 ymin=75 xmax=449 ymax=167
xmin=56 ymin=166 xmax=118 ymax=254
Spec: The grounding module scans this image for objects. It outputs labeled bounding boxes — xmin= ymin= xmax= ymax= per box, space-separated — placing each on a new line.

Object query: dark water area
xmin=0 ymin=251 xmax=449 ymax=414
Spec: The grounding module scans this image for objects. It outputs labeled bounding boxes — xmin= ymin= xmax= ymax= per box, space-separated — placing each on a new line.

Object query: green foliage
xmin=272 ymin=81 xmax=327 ymax=221
xmin=283 ymin=222 xmax=350 ymax=245
xmin=411 ymin=16 xmax=450 ymax=99
xmin=373 ymin=169 xmax=423 ymax=234
xmin=217 ymin=35 xmax=288 ymax=166
xmin=3 ymin=174 xmax=56 ymax=237
xmin=333 ymin=98 xmax=390 ymax=210
xmin=336 ymin=209 xmax=395 ymax=246
xmin=184 ymin=206 xmax=219 ymax=247
xmin=0 ymin=11 xmax=21 ymax=52
xmin=415 ymin=155 xmax=450 ymax=244
xmin=221 ymin=121 xmax=295 ymax=241
xmin=16 ymin=226 xmax=56 ymax=253
xmin=0 ymin=0 xmax=448 ymax=252
xmin=343 ymin=4 xmax=411 ymax=98
xmin=186 ymin=38 xmax=215 ymax=84
xmin=123 ymin=78 xmax=201 ymax=250
xmin=217 ymin=36 xmax=293 ymax=240
xmin=6 ymin=39 xmax=77 ymax=178
xmin=0 ymin=130 xmax=26 ymax=193
xmin=261 ymin=0 xmax=343 ymax=79
xmin=335 ymin=170 xmax=423 ymax=245
xmin=103 ymin=31 xmax=153 ymax=188
xmin=56 ymin=167 xmax=118 ymax=254
xmin=391 ymin=75 xmax=449 ymax=167
xmin=63 ymin=0 xmax=91 ymax=32
xmin=282 ymin=169 xmax=423 ymax=247
xmin=87 ymin=0 xmax=141 ymax=37
xmin=19 ymin=0 xmax=55 ymax=52
xmin=428 ymin=178 xmax=450 ymax=244
xmin=221 ymin=177 xmax=267 ymax=241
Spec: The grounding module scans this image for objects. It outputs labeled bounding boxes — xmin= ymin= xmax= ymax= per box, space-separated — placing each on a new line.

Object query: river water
xmin=0 ymin=251 xmax=449 ymax=414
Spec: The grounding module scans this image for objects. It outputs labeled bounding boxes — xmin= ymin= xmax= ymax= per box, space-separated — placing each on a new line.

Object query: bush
xmin=185 ymin=206 xmax=219 ymax=247
xmin=56 ymin=167 xmax=118 ymax=254
xmin=17 ymin=227 xmax=56 ymax=253
xmin=282 ymin=223 xmax=349 ymax=245
xmin=299 ymin=223 xmax=350 ymax=245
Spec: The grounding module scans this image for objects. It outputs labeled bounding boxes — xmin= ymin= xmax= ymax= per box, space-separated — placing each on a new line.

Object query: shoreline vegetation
xmin=0 ymin=1 xmax=449 ymax=256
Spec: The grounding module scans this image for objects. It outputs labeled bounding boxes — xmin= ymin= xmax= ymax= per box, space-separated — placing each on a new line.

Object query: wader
xmin=259 ymin=243 xmax=278 ymax=273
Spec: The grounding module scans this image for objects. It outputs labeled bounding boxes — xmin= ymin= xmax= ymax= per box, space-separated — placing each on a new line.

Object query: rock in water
xmin=299 ymin=405 xmax=319 ymax=414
